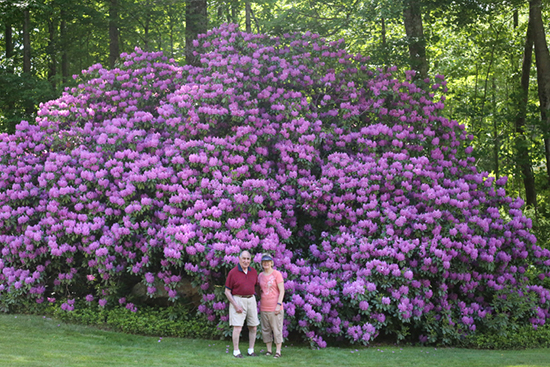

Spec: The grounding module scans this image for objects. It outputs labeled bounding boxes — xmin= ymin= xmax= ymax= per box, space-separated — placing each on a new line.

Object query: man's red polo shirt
xmin=225 ymin=263 xmax=258 ymax=295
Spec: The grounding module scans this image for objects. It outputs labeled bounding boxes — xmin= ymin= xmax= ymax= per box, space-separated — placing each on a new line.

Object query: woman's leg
xmin=275 ymin=342 xmax=282 ymax=355
xmin=273 ymin=310 xmax=284 ymax=357
xmin=261 ymin=311 xmax=274 ymax=353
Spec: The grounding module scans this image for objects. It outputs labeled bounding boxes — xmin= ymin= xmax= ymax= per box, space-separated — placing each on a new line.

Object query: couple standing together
xmin=224 ymin=251 xmax=285 ymax=359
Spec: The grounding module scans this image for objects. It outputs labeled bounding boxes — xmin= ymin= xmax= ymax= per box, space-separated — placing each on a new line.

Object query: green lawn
xmin=0 ymin=314 xmax=549 ymax=367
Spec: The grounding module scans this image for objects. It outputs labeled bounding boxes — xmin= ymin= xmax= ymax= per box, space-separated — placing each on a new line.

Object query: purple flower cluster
xmin=1 ymin=23 xmax=549 ymax=346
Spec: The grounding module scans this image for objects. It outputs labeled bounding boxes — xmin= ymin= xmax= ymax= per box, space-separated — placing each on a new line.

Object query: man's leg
xmin=244 ymin=297 xmax=259 ymax=356
xmin=248 ymin=325 xmax=257 ymax=350
xmin=232 ymin=326 xmax=242 ymax=354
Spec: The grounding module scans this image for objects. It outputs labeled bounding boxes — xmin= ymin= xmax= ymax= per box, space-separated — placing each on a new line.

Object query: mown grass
xmin=1 ymin=314 xmax=549 ymax=367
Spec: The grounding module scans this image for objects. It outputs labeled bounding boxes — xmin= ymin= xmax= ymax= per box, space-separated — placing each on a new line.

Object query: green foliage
xmin=525 ymin=198 xmax=550 ymax=251
xmin=48 ymin=301 xmax=218 ymax=339
xmin=54 ymin=303 xmax=107 ymax=326
xmin=457 ymin=284 xmax=549 ymax=349
xmin=5 ymin=297 xmax=218 ymax=340
xmin=104 ymin=307 xmax=217 ymax=339
xmin=463 ymin=324 xmax=550 ymax=349
xmin=0 ymin=72 xmax=55 ymax=134
xmin=483 ymin=288 xmax=539 ymax=330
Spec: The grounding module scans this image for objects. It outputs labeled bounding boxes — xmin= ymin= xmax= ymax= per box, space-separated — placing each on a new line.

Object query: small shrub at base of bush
xmin=105 ymin=306 xmax=216 ymax=339
xmin=49 ymin=302 xmax=217 ymax=339
xmin=463 ymin=324 xmax=550 ymax=349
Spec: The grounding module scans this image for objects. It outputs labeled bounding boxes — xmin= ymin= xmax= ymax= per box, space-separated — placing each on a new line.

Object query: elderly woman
xmin=258 ymin=253 xmax=285 ymax=359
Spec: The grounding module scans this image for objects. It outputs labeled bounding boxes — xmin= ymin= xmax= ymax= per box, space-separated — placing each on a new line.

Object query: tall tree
xmin=245 ymin=0 xmax=251 ymax=33
xmin=402 ymin=0 xmax=428 ymax=79
xmin=530 ymin=0 xmax=550 ymax=186
xmin=515 ymin=17 xmax=536 ymax=206
xmin=4 ymin=19 xmax=13 ymax=73
xmin=109 ymin=0 xmax=120 ymax=68
xmin=47 ymin=16 xmax=57 ymax=90
xmin=185 ymin=0 xmax=207 ymax=66
xmin=23 ymin=6 xmax=31 ymax=74
xmin=60 ymin=8 xmax=68 ymax=83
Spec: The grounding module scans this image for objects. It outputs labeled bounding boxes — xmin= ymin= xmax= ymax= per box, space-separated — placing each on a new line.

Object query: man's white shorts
xmin=229 ymin=295 xmax=260 ymax=327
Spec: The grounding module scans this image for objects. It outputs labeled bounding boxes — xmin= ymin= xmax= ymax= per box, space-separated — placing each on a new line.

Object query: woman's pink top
xmin=258 ymin=269 xmax=284 ymax=312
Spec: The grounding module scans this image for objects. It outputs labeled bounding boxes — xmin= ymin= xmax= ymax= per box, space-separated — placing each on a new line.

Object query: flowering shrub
xmin=1 ymin=23 xmax=550 ymax=346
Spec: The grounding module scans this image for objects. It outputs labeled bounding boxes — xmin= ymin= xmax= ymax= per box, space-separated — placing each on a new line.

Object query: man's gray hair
xmin=239 ymin=250 xmax=251 ymax=258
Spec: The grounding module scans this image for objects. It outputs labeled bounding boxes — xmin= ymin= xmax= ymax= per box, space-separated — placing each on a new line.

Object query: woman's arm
xmin=275 ymin=280 xmax=285 ymax=314
xmin=276 ymin=281 xmax=285 ymax=304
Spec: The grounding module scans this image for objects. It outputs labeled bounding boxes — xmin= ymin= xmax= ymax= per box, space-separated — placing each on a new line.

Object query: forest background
xmin=1 ymin=0 xmax=550 ymax=239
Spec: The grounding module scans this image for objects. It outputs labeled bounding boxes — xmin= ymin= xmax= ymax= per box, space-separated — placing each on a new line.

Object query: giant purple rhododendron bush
xmin=1 ymin=24 xmax=550 ymax=346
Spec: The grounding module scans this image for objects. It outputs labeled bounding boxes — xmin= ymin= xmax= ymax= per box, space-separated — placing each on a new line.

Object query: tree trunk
xmin=144 ymin=18 xmax=150 ymax=51
xmin=109 ymin=0 xmax=120 ymax=68
xmin=4 ymin=19 xmax=15 ymax=122
xmin=478 ymin=39 xmax=497 ymax=136
xmin=169 ymin=9 xmax=175 ymax=58
xmin=402 ymin=0 xmax=428 ymax=79
xmin=530 ymin=0 xmax=550 ymax=186
xmin=250 ymin=7 xmax=261 ymax=33
xmin=231 ymin=0 xmax=238 ymax=23
xmin=380 ymin=16 xmax=389 ymax=67
xmin=23 ymin=8 xmax=31 ymax=74
xmin=225 ymin=4 xmax=231 ymax=23
xmin=492 ymin=77 xmax=499 ymax=180
xmin=245 ymin=0 xmax=251 ymax=33
xmin=515 ymin=16 xmax=537 ymax=207
xmin=381 ymin=17 xmax=387 ymax=49
xmin=5 ymin=21 xmax=13 ymax=73
xmin=48 ymin=18 xmax=57 ymax=90
xmin=60 ymin=10 xmax=69 ymax=84
xmin=185 ymin=0 xmax=207 ymax=67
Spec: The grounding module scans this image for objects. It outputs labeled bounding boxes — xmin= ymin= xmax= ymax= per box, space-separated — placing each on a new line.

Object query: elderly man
xmin=224 ymin=250 xmax=260 ymax=358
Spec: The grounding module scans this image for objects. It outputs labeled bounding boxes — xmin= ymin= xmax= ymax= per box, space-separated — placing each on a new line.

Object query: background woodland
xmin=1 ymin=0 xmax=550 ymax=229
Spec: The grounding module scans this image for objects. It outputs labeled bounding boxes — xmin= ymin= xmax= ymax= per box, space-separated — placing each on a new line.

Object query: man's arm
xmin=255 ymin=278 xmax=261 ymax=299
xmin=225 ymin=287 xmax=243 ymax=313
